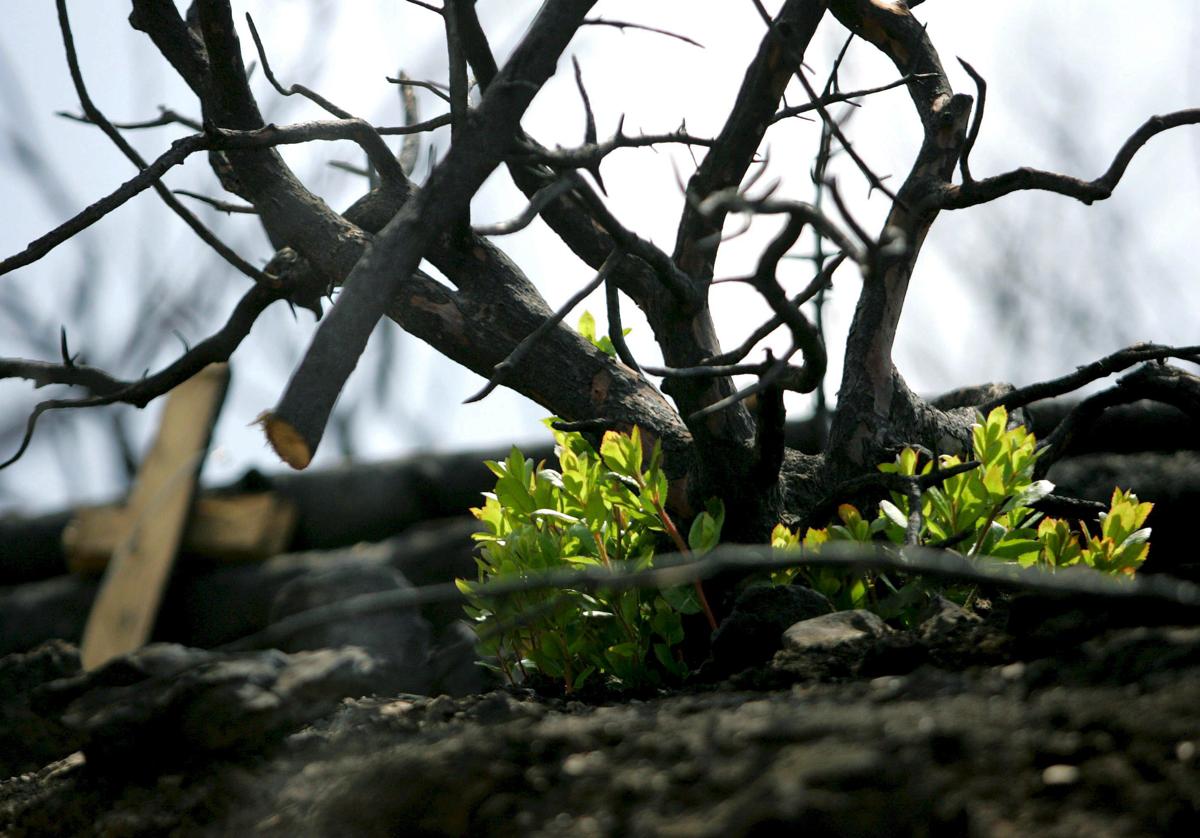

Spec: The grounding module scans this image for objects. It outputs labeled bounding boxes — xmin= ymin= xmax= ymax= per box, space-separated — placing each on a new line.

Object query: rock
xmin=708 ymin=584 xmax=833 ymax=675
xmin=269 ymin=564 xmax=432 ymax=694
xmin=39 ymin=643 xmax=396 ymax=770
xmin=5 ymin=621 xmax=1200 ymax=836
xmin=0 ymin=575 xmax=99 ymax=657
xmin=0 ymin=640 xmax=83 ymax=778
xmin=0 ymin=520 xmax=480 ymax=657
xmin=427 ymin=620 xmax=494 ymax=696
xmin=782 ymin=610 xmax=891 ymax=653
xmin=916 ymin=595 xmax=981 ymax=641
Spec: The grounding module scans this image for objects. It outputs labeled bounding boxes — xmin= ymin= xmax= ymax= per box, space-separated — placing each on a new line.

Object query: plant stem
xmin=653 ymin=498 xmax=719 ymax=631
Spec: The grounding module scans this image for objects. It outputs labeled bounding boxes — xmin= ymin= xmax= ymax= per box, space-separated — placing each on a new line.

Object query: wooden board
xmin=80 ymin=364 xmax=230 ymax=670
xmin=64 ymin=493 xmax=298 ymax=574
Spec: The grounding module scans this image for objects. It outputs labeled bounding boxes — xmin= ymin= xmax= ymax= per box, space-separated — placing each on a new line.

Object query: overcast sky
xmin=1 ymin=1 xmax=1197 ymax=512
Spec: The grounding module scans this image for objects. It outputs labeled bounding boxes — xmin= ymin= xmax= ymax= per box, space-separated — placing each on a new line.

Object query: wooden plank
xmin=64 ymin=493 xmax=298 ymax=574
xmin=80 ymin=364 xmax=230 ymax=670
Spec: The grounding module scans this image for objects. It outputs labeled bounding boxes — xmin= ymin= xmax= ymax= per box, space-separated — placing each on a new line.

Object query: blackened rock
xmin=0 ymin=640 xmax=82 ymax=778
xmin=782 ymin=609 xmax=891 ymax=653
xmin=269 ymin=564 xmax=432 ymax=694
xmin=42 ymin=643 xmax=392 ymax=771
xmin=917 ymin=595 xmax=982 ymax=641
xmin=708 ymin=584 xmax=833 ymax=675
xmin=427 ymin=620 xmax=494 ymax=697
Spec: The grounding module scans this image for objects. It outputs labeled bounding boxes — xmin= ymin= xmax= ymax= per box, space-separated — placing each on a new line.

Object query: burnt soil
xmin=2 ymin=594 xmax=1199 ymax=837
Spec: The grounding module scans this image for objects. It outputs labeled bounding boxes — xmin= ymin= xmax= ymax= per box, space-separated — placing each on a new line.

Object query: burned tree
xmin=2 ymin=0 xmax=1198 ymax=545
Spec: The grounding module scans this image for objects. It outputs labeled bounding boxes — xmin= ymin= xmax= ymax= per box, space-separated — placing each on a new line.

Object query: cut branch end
xmin=258 ymin=411 xmax=314 ymax=470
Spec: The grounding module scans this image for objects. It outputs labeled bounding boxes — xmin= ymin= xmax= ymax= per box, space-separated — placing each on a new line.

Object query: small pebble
xmin=1000 ymin=662 xmax=1025 ymax=681
xmin=1042 ymin=764 xmax=1080 ymax=786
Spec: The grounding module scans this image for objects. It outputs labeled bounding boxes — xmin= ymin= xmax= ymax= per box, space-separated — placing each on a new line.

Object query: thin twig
xmin=403 ymin=0 xmax=443 ymax=14
xmin=571 ymin=56 xmax=606 ymax=193
xmin=54 ymin=0 xmax=267 ymax=283
xmin=463 ymin=249 xmax=625 ymax=404
xmin=1 ymin=116 xmax=448 ymax=277
xmin=173 ymin=189 xmax=257 ymax=214
xmin=472 ymin=178 xmax=574 ymax=236
xmin=956 ymin=58 xmax=987 ymax=184
xmin=393 ymin=71 xmax=425 ymax=176
xmin=517 ymin=129 xmax=716 ymax=170
xmin=386 ymin=75 xmax=453 ymax=104
xmin=245 ymin=13 xmax=407 ymax=186
xmin=57 ymin=106 xmax=202 ymax=132
xmin=982 ymin=343 xmax=1200 ymax=413
xmin=940 ymin=108 xmax=1200 ymax=209
xmin=605 ymin=275 xmax=640 ymax=372
xmin=581 ymin=17 xmax=704 ymax=48
xmin=704 ymin=254 xmax=844 ymax=370
xmin=794 ymin=69 xmax=901 ymax=204
xmin=0 ymin=283 xmax=282 ymax=469
xmin=564 ymin=172 xmax=699 ymax=308
xmin=218 ymin=540 xmax=1200 ymax=653
xmin=771 ymin=74 xmax=937 ymax=124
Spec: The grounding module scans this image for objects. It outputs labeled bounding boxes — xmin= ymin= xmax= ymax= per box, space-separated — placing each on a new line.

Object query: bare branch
xmin=393 ymin=71 xmax=425 ymax=175
xmin=54 ymin=0 xmax=267 ymax=283
xmin=386 ymin=75 xmax=452 ymax=104
xmin=565 ymin=173 xmax=699 ymax=307
xmin=264 ymin=0 xmax=600 ymax=470
xmin=443 ymin=1 xmax=470 ymax=146
xmin=57 ymin=106 xmax=202 ymax=132
xmin=0 ymin=283 xmax=282 ymax=470
xmin=463 ymin=249 xmax=623 ymax=404
xmin=471 ymin=178 xmax=574 ymax=236
xmin=673 ymin=0 xmax=825 ymax=281
xmin=698 ymin=193 xmax=867 ymax=267
xmin=940 ymin=109 xmax=1200 ymax=209
xmin=956 ymin=58 xmax=987 ymax=184
xmin=581 ymin=17 xmax=703 ymax=49
xmin=794 ymin=69 xmax=900 ymax=204
xmin=173 ymin=189 xmax=257 ymax=214
xmin=0 ymin=117 xmax=446 ymax=278
xmin=825 ymin=0 xmax=974 ymax=471
xmin=245 ymin=13 xmax=408 ymax=187
xmin=770 ymin=74 xmax=937 ymax=124
xmin=403 ymin=0 xmax=443 ymax=15
xmin=516 ymin=128 xmax=716 ymax=170
xmin=570 ymin=56 xmax=606 ymax=193
xmin=0 ymin=356 xmax=124 ymax=396
xmin=605 ymin=278 xmax=640 ymax=373
xmin=221 ymin=539 xmax=1200 ymax=653
xmin=982 ymin=343 xmax=1200 ymax=413
xmin=647 ymin=254 xmax=844 ymax=378
xmin=0 ymin=133 xmax=205 ymax=277
xmin=1035 ymin=363 xmax=1200 ymax=475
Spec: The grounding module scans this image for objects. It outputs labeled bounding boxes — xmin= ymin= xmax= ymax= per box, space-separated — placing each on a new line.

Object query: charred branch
xmin=673 ymin=0 xmax=825 ymax=282
xmin=463 ymin=249 xmax=624 ymax=404
xmin=983 ymin=343 xmax=1200 ymax=413
xmin=939 ymin=109 xmax=1200 ymax=210
xmin=1036 ymin=364 xmax=1200 ymax=476
xmin=825 ymin=0 xmax=974 ymax=473
xmin=1 ymin=283 xmax=282 ymax=470
xmin=580 ymin=17 xmax=704 ymax=49
xmin=264 ymin=0 xmax=598 ymax=469
xmin=55 ymin=0 xmax=265 ymax=282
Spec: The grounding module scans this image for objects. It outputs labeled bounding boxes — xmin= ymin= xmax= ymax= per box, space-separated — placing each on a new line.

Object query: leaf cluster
xmin=576 ymin=310 xmax=629 ymax=358
xmin=458 ymin=424 xmax=722 ymax=692
xmin=771 ymin=407 xmax=1153 ymax=619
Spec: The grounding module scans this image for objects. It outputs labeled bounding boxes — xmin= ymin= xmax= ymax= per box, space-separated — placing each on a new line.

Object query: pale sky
xmin=1 ymin=1 xmax=1197 ymax=511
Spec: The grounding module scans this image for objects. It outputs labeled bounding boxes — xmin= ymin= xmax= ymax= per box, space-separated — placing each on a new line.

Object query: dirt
xmin=3 ymin=596 xmax=1199 ymax=837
